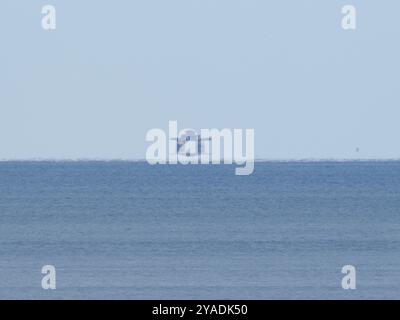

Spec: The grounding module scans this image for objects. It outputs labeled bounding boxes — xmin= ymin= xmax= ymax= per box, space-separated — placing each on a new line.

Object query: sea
xmin=0 ymin=161 xmax=399 ymax=299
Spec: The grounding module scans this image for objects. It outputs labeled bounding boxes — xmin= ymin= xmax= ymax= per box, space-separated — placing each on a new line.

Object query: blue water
xmin=0 ymin=161 xmax=399 ymax=299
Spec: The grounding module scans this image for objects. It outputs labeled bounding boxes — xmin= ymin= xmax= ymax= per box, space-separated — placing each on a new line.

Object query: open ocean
xmin=0 ymin=161 xmax=399 ymax=299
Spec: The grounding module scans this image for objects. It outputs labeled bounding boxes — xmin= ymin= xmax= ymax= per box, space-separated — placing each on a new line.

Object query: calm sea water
xmin=0 ymin=161 xmax=399 ymax=299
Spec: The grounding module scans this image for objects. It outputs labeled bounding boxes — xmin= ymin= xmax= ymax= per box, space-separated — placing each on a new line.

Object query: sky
xmin=1 ymin=0 xmax=399 ymax=160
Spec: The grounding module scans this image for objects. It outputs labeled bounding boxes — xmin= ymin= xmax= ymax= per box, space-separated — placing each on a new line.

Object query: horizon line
xmin=1 ymin=158 xmax=400 ymax=163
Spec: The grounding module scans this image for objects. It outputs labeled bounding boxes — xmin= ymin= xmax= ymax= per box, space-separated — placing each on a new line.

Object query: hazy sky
xmin=1 ymin=0 xmax=399 ymax=159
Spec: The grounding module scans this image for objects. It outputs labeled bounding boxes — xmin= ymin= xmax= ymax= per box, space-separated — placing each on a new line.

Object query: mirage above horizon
xmin=146 ymin=121 xmax=255 ymax=175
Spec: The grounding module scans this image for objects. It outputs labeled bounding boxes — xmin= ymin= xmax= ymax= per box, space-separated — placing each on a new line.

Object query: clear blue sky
xmin=1 ymin=0 xmax=399 ymax=159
